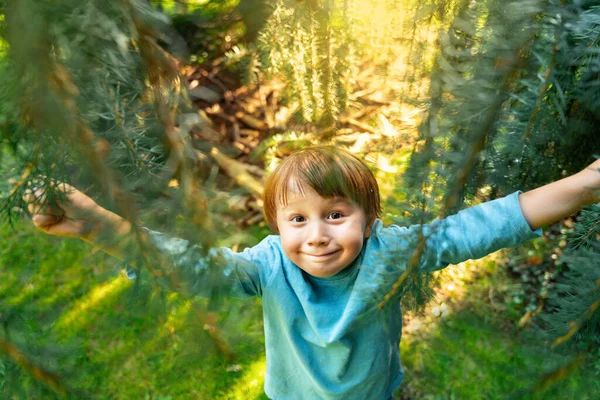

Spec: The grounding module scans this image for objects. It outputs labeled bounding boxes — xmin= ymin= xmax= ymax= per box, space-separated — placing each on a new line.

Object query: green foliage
xmin=569 ymin=204 xmax=600 ymax=250
xmin=0 ymin=0 xmax=259 ymax=255
xmin=0 ymin=2 xmax=266 ymax=396
xmin=536 ymin=219 xmax=600 ymax=350
xmin=483 ymin=3 xmax=600 ymax=192
xmin=398 ymin=0 xmax=600 ymax=210
xmin=387 ymin=0 xmax=600 ymax=361
xmin=167 ymin=0 xmax=246 ymax=58
xmin=256 ymin=0 xmax=355 ymax=125
xmin=1 ymin=0 xmax=174 ymax=218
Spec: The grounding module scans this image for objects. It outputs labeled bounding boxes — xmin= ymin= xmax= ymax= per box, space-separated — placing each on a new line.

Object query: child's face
xmin=276 ymin=181 xmax=373 ymax=278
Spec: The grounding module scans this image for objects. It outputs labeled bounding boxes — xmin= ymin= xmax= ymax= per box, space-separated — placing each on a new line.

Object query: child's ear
xmin=364 ymin=217 xmax=375 ymax=238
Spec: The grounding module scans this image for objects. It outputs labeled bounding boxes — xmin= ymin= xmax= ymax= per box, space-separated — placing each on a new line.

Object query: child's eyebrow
xmin=280 ymin=196 xmax=354 ymax=209
xmin=328 ymin=197 xmax=354 ymax=206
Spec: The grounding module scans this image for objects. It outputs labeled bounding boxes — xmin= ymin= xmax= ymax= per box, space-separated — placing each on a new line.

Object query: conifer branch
xmin=0 ymin=338 xmax=68 ymax=395
xmin=7 ymin=160 xmax=35 ymax=197
xmin=551 ymin=282 xmax=600 ymax=348
xmin=316 ymin=0 xmax=334 ymax=130
xmin=443 ymin=55 xmax=523 ymax=212
xmin=533 ymin=354 xmax=583 ymax=393
xmin=379 ymin=3 xmax=534 ymax=310
xmin=5 ymin=1 xmax=236 ymax=363
xmin=124 ymin=0 xmax=186 ymax=186
xmin=378 ymin=232 xmax=429 ymax=310
xmin=522 ymin=30 xmax=561 ymax=140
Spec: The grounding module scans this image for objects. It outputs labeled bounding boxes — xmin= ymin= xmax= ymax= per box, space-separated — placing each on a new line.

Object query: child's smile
xmin=276 ymin=181 xmax=373 ymax=278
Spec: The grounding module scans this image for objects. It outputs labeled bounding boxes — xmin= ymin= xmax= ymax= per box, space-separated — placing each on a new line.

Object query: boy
xmin=26 ymin=147 xmax=600 ymax=399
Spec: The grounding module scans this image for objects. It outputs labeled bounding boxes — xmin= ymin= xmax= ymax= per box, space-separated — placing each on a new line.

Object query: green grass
xmin=398 ymin=253 xmax=600 ymax=400
xmin=400 ymin=311 xmax=599 ymax=399
xmin=0 ymin=220 xmax=267 ymax=399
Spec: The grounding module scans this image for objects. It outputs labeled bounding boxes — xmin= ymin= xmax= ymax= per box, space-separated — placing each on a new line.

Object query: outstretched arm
xmin=25 ymin=183 xmax=267 ymax=298
xmin=25 ymin=183 xmax=136 ymax=263
xmin=519 ymin=159 xmax=600 ymax=231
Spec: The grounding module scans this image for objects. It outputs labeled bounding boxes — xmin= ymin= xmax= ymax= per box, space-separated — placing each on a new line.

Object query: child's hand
xmin=24 ymin=182 xmax=104 ymax=240
xmin=519 ymin=158 xmax=600 ymax=230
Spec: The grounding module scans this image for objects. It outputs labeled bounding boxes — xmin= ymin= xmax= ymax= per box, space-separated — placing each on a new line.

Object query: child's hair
xmin=263 ymin=146 xmax=381 ymax=233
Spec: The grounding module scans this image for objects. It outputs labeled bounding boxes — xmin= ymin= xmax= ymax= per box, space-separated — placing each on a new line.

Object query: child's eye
xmin=327 ymin=212 xmax=343 ymax=220
xmin=291 ymin=215 xmax=305 ymax=223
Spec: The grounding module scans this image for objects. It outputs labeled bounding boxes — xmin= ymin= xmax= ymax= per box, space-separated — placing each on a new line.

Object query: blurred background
xmin=1 ymin=0 xmax=599 ymax=398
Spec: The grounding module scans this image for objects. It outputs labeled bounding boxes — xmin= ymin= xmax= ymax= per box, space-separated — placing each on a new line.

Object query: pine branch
xmin=551 ymin=286 xmax=600 ymax=348
xmin=379 ymin=0 xmax=539 ymax=310
xmin=522 ymin=28 xmax=561 ymax=140
xmin=533 ymin=354 xmax=584 ymax=394
xmin=0 ymin=338 xmax=68 ymax=396
xmin=443 ymin=52 xmax=524 ymax=212
xmin=3 ymin=1 xmax=239 ymax=369
xmin=316 ymin=0 xmax=334 ymax=129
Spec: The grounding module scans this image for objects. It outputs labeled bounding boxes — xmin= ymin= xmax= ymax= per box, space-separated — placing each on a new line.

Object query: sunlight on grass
xmin=402 ymin=252 xmax=504 ymax=336
xmin=162 ymin=296 xmax=193 ymax=334
xmin=54 ymin=275 xmax=131 ymax=334
xmin=398 ymin=239 xmax=600 ymax=398
xmin=38 ymin=277 xmax=84 ymax=309
xmin=400 ymin=311 xmax=528 ymax=398
xmin=4 ymin=279 xmax=37 ymax=307
xmin=142 ymin=297 xmax=194 ymax=350
xmin=151 ymin=0 xmax=235 ymax=15
xmin=221 ymin=355 xmax=266 ymax=400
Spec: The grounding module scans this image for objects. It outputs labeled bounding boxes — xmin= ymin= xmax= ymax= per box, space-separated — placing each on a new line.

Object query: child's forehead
xmin=284 ymin=176 xmax=344 ymax=193
xmin=278 ymin=178 xmax=354 ymax=207
xmin=283 ymin=177 xmax=326 ymax=198
xmin=286 ymin=177 xmax=305 ymax=194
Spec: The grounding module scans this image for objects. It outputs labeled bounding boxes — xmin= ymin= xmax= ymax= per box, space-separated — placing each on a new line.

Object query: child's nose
xmin=306 ymin=223 xmax=330 ymax=246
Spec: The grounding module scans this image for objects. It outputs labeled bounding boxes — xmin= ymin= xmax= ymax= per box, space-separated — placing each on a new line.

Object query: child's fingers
xmin=23 ymin=188 xmax=65 ymax=217
xmin=32 ymin=214 xmax=61 ymax=228
xmin=32 ymin=213 xmax=84 ymax=238
xmin=23 ymin=191 xmax=36 ymax=207
xmin=35 ymin=178 xmax=78 ymax=196
xmin=23 ymin=189 xmax=45 ymax=214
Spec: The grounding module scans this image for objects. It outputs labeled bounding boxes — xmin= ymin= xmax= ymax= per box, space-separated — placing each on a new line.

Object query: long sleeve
xmin=371 ymin=191 xmax=542 ymax=273
xmin=127 ymin=229 xmax=280 ymax=299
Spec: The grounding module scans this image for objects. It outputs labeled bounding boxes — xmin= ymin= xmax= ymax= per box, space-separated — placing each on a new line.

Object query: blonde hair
xmin=263 ymin=146 xmax=381 ymax=233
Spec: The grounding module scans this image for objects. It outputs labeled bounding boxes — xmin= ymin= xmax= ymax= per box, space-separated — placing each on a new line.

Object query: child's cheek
xmin=279 ymin=228 xmax=300 ymax=256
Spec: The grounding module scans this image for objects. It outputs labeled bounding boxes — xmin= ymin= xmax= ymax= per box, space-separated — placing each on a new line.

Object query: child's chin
xmin=303 ymin=265 xmax=345 ymax=278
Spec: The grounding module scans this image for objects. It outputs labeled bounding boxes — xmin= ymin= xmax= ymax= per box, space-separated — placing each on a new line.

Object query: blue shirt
xmin=142 ymin=192 xmax=541 ymax=400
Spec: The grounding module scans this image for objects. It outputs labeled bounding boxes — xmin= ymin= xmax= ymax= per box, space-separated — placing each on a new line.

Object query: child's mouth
xmin=304 ymin=250 xmax=340 ymax=258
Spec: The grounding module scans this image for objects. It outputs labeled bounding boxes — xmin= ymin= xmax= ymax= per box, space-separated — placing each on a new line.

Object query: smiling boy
xmin=277 ymin=186 xmax=369 ymax=278
xmin=26 ymin=146 xmax=600 ymax=399
xmin=265 ymin=148 xmax=379 ymax=278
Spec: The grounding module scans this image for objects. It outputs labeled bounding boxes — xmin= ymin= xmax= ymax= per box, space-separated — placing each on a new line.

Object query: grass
xmin=0 ymin=220 xmax=266 ymax=399
xmin=398 ymin=252 xmax=600 ymax=399
xmin=1 ymin=220 xmax=599 ymax=399
xmin=401 ymin=310 xmax=599 ymax=399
